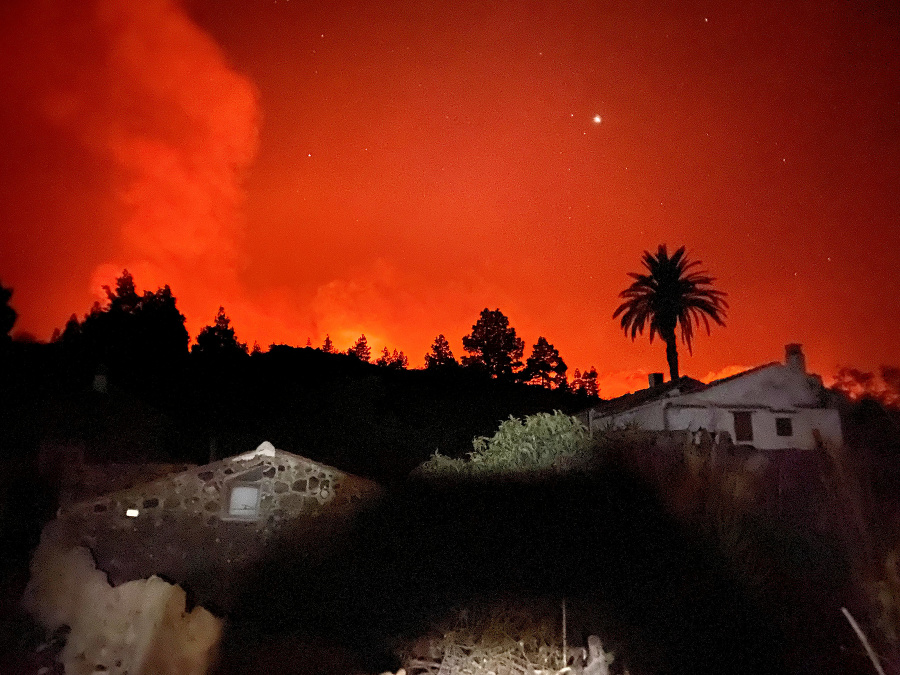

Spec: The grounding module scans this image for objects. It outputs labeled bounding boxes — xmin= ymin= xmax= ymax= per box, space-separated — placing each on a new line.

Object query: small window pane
xmin=776 ymin=417 xmax=793 ymax=437
xmin=733 ymin=411 xmax=753 ymax=442
xmin=229 ymin=485 xmax=259 ymax=517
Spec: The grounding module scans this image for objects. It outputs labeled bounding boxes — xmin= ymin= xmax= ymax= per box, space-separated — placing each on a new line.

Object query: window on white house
xmin=228 ymin=485 xmax=260 ymax=518
xmin=776 ymin=417 xmax=793 ymax=437
xmin=733 ymin=411 xmax=753 ymax=442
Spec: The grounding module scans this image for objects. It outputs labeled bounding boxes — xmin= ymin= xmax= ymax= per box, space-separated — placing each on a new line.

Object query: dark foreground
xmin=217 ymin=469 xmax=844 ymax=675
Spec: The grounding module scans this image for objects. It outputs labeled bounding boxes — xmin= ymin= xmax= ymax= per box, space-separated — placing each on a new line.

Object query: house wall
xmin=591 ymin=365 xmax=843 ymax=450
xmin=663 ymin=404 xmax=842 ymax=450
xmin=599 ymin=401 xmax=667 ymax=431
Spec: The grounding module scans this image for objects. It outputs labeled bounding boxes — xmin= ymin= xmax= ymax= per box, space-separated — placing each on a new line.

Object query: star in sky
xmin=593 ymin=115 xmax=602 ymax=124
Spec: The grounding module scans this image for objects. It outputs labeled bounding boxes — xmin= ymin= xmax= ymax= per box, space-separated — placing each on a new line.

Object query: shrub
xmin=417 ymin=411 xmax=590 ymax=478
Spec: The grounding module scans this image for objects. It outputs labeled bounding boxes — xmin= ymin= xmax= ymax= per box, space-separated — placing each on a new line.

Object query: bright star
xmin=593 ymin=115 xmax=602 ymax=124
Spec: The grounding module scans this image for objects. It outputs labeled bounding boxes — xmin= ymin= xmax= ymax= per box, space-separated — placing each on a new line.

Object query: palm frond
xmin=613 ymin=244 xmax=728 ymax=349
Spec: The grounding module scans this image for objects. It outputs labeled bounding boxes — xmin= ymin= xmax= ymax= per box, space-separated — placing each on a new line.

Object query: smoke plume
xmin=3 ymin=0 xmax=259 ymax=336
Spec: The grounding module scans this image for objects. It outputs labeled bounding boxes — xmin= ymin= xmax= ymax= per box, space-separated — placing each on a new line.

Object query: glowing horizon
xmin=1 ymin=0 xmax=897 ymax=399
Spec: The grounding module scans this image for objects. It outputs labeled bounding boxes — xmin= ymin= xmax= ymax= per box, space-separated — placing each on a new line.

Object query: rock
xmin=584 ymin=636 xmax=610 ymax=675
xmin=22 ymin=523 xmax=221 ymax=675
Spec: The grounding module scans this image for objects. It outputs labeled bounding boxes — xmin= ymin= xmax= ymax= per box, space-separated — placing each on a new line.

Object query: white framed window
xmin=227 ymin=484 xmax=260 ymax=519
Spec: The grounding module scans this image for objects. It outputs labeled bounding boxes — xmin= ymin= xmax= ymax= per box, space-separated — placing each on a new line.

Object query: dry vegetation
xmin=393 ymin=600 xmax=613 ymax=675
xmin=416 ymin=412 xmax=900 ymax=675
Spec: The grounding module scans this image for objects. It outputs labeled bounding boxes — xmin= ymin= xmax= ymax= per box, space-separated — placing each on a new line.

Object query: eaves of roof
xmin=592 ymin=375 xmax=707 ymax=416
xmin=701 ymin=362 xmax=781 ymax=388
xmin=588 ymin=362 xmax=784 ymax=417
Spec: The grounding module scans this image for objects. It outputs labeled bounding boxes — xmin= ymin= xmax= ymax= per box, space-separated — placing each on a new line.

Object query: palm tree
xmin=613 ymin=245 xmax=728 ymax=381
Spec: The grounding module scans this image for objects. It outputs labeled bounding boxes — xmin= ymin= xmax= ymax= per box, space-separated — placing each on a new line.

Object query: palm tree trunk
xmin=664 ymin=331 xmax=679 ymax=381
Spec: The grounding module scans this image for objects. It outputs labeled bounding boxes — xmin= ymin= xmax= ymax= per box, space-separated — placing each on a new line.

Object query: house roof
xmin=702 ymin=362 xmax=780 ymax=388
xmin=585 ymin=362 xmax=784 ymax=418
xmin=61 ymin=442 xmax=377 ymax=513
xmin=592 ymin=375 xmax=707 ymax=416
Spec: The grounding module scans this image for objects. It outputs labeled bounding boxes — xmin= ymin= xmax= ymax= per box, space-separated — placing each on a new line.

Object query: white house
xmin=584 ymin=345 xmax=842 ymax=450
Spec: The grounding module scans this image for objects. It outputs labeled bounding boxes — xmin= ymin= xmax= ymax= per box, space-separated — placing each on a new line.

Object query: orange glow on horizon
xmin=1 ymin=0 xmax=898 ymax=393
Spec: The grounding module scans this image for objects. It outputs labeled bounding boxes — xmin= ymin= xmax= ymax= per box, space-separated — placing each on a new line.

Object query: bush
xmin=417 ymin=411 xmax=590 ymax=478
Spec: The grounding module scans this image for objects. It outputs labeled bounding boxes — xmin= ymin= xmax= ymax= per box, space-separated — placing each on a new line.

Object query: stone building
xmin=36 ymin=441 xmax=380 ymax=609
xmin=24 ymin=442 xmax=382 ymax=675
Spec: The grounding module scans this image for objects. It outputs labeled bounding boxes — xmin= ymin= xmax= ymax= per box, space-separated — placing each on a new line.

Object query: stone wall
xmin=47 ymin=442 xmax=382 ymax=613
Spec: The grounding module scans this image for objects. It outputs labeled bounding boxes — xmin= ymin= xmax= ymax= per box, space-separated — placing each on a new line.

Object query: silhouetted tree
xmin=376 ymin=346 xmax=392 ymax=366
xmin=53 ymin=313 xmax=87 ymax=382
xmin=192 ymin=307 xmax=248 ymax=358
xmin=581 ymin=366 xmax=599 ymax=397
xmin=60 ymin=314 xmax=81 ymax=347
xmin=348 ymin=334 xmax=371 ymax=362
xmin=0 ymin=280 xmax=17 ymax=346
xmin=424 ymin=334 xmax=458 ymax=369
xmin=138 ymin=285 xmax=191 ymax=364
xmin=322 ymin=334 xmax=336 ymax=353
xmin=572 ymin=367 xmax=599 ymax=397
xmin=524 ymin=336 xmax=567 ymax=389
xmin=462 ymin=308 xmax=524 ymax=380
xmin=76 ymin=270 xmax=189 ymax=389
xmin=104 ymin=269 xmax=139 ymax=313
xmin=613 ymin=245 xmax=728 ymax=381
xmin=376 ymin=347 xmax=408 ymax=369
xmin=392 ymin=349 xmax=409 ymax=369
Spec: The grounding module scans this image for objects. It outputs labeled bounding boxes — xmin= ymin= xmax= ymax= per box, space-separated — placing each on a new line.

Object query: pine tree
xmin=103 ymin=269 xmax=139 ymax=314
xmin=322 ymin=334 xmax=335 ymax=353
xmin=571 ymin=368 xmax=583 ymax=392
xmin=72 ymin=270 xmax=189 ymax=391
xmin=524 ymin=336 xmax=568 ymax=388
xmin=581 ymin=367 xmax=599 ymax=397
xmin=376 ymin=346 xmax=392 ymax=366
xmin=391 ymin=349 xmax=408 ymax=369
xmin=376 ymin=347 xmax=409 ymax=369
xmin=192 ymin=307 xmax=248 ymax=357
xmin=461 ymin=309 xmax=524 ymax=380
xmin=348 ymin=334 xmax=371 ymax=362
xmin=424 ymin=334 xmax=458 ymax=369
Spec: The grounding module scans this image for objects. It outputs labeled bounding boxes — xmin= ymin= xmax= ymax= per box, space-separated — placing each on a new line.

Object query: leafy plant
xmin=418 ymin=451 xmax=467 ymax=476
xmin=417 ymin=411 xmax=591 ymax=477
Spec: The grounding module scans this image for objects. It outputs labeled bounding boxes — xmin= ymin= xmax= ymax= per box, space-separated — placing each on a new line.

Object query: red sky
xmin=1 ymin=0 xmax=898 ymax=396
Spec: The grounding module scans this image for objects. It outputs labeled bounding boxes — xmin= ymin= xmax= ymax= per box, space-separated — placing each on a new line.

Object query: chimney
xmin=648 ymin=372 xmax=664 ymax=388
xmin=785 ymin=344 xmax=806 ymax=372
